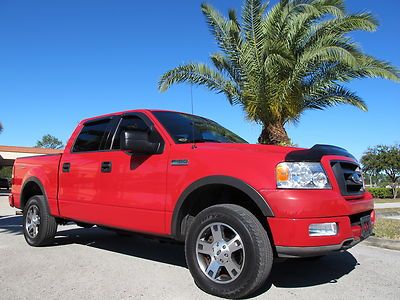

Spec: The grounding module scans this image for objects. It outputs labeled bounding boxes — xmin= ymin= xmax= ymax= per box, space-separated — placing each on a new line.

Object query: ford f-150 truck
xmin=10 ymin=109 xmax=374 ymax=298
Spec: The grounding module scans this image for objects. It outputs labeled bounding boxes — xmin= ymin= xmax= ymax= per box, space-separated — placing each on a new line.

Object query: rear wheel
xmin=185 ymin=204 xmax=273 ymax=299
xmin=23 ymin=195 xmax=57 ymax=246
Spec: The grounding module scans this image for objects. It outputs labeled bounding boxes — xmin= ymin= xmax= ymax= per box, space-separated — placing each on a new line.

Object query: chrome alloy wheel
xmin=25 ymin=205 xmax=41 ymax=238
xmin=196 ymin=222 xmax=245 ymax=284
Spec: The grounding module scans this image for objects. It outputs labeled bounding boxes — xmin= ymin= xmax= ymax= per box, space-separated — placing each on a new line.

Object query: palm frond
xmin=242 ymin=0 xmax=266 ymax=68
xmin=201 ymin=3 xmax=242 ymax=66
xmin=305 ymin=84 xmax=367 ymax=111
xmin=355 ymin=55 xmax=400 ymax=82
xmin=158 ymin=63 xmax=242 ymax=105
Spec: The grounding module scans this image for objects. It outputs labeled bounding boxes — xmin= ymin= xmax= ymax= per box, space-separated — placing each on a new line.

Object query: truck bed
xmin=11 ymin=154 xmax=62 ymax=215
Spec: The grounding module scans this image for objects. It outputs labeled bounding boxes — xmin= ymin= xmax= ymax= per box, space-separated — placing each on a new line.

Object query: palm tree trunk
xmin=258 ymin=122 xmax=290 ymax=145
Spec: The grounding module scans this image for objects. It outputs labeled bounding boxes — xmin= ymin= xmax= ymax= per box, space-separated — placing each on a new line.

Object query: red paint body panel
xmin=58 ymin=151 xmax=106 ymax=220
xmin=11 ymin=154 xmax=62 ymax=215
xmin=11 ymin=109 xmax=375 ymax=251
xmin=268 ymin=210 xmax=375 ymax=247
xmin=259 ymin=189 xmax=373 ymax=219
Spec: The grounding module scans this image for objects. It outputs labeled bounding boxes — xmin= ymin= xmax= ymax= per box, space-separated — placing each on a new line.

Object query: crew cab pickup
xmin=10 ymin=109 xmax=374 ymax=298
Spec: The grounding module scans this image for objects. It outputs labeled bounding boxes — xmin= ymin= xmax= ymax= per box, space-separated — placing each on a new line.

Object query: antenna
xmin=190 ymin=84 xmax=194 ymax=115
xmin=190 ymin=85 xmax=197 ymax=149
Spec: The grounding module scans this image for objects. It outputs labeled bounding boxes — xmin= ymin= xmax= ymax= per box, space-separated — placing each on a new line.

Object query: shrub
xmin=0 ymin=166 xmax=12 ymax=179
xmin=367 ymin=187 xmax=393 ymax=199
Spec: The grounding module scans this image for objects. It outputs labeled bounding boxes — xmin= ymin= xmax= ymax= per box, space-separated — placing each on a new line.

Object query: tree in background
xmin=0 ymin=122 xmax=3 ymax=134
xmin=35 ymin=134 xmax=64 ymax=149
xmin=361 ymin=144 xmax=400 ymax=199
xmin=364 ymin=172 xmax=390 ymax=188
xmin=0 ymin=166 xmax=12 ymax=179
xmin=159 ymin=0 xmax=399 ymax=145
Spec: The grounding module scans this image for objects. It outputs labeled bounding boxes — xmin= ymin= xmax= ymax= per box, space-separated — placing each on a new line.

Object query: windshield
xmin=152 ymin=111 xmax=248 ymax=144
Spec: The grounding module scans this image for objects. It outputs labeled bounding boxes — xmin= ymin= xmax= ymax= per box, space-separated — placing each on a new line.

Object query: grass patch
xmin=374 ymin=198 xmax=400 ymax=204
xmin=373 ymin=218 xmax=400 ymax=240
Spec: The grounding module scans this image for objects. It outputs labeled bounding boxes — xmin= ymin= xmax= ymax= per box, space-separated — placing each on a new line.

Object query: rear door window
xmin=72 ymin=119 xmax=112 ymax=152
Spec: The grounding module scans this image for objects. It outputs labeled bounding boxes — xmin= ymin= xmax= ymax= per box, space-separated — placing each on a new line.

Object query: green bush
xmin=0 ymin=166 xmax=12 ymax=179
xmin=367 ymin=187 xmax=393 ymax=198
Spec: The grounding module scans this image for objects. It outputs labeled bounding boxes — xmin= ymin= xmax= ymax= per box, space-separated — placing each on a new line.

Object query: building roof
xmin=0 ymin=145 xmax=63 ymax=154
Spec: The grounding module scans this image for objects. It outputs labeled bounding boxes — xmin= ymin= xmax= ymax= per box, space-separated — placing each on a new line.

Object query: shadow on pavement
xmin=0 ymin=215 xmax=23 ymax=235
xmin=249 ymin=252 xmax=358 ymax=298
xmin=0 ymin=217 xmax=359 ymax=295
xmin=54 ymin=226 xmax=188 ymax=268
xmin=55 ymin=226 xmax=359 ymax=295
xmin=273 ymin=252 xmax=357 ymax=287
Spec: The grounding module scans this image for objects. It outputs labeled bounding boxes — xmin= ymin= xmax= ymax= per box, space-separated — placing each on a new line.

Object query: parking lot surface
xmin=1 ymin=195 xmax=399 ymax=299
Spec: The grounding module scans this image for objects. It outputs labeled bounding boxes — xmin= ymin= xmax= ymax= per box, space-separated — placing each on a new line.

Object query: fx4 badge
xmin=171 ymin=159 xmax=189 ymax=166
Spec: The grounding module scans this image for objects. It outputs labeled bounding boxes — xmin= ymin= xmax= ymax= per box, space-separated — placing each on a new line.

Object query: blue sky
xmin=0 ymin=0 xmax=398 ymax=160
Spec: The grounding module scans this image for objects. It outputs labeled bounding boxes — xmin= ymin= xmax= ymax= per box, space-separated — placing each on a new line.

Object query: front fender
xmin=170 ymin=175 xmax=274 ymax=239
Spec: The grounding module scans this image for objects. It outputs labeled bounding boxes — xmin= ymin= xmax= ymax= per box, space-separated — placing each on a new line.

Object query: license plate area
xmin=360 ymin=215 xmax=372 ymax=238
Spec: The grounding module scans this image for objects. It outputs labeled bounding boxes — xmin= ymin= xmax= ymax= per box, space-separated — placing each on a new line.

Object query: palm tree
xmin=159 ymin=0 xmax=399 ymax=145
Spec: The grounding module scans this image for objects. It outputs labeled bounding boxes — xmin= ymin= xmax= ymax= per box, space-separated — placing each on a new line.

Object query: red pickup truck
xmin=10 ymin=109 xmax=374 ymax=298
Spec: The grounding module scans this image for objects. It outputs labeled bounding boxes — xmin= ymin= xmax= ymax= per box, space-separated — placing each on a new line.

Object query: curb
xmin=364 ymin=236 xmax=400 ymax=251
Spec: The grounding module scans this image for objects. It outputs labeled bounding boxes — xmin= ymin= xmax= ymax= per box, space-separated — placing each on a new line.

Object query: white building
xmin=0 ymin=145 xmax=62 ymax=168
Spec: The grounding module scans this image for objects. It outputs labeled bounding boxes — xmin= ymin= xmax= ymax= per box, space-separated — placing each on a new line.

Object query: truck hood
xmin=193 ymin=143 xmax=302 ymax=155
xmin=189 ymin=143 xmax=355 ymax=162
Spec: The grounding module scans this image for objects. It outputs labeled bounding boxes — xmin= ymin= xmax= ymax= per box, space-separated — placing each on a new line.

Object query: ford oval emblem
xmin=351 ymin=173 xmax=363 ymax=184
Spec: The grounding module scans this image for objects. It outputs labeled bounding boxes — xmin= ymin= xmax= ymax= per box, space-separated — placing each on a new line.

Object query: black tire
xmin=23 ymin=195 xmax=57 ymax=246
xmin=185 ymin=204 xmax=273 ymax=299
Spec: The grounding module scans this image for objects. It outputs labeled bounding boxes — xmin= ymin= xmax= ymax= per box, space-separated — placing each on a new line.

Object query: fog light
xmin=309 ymin=223 xmax=337 ymax=236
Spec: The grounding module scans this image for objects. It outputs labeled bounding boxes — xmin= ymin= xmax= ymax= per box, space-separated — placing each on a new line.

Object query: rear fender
xmin=20 ymin=176 xmax=57 ymax=216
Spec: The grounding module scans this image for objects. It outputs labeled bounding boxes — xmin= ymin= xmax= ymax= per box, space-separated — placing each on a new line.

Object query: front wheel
xmin=185 ymin=204 xmax=273 ymax=299
xmin=23 ymin=195 xmax=57 ymax=246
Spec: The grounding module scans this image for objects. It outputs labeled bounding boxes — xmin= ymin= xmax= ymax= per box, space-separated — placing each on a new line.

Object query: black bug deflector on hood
xmin=285 ymin=144 xmax=356 ymax=162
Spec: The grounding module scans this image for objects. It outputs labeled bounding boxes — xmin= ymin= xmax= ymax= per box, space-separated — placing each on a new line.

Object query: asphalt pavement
xmin=374 ymin=202 xmax=400 ymax=209
xmin=1 ymin=195 xmax=400 ymax=299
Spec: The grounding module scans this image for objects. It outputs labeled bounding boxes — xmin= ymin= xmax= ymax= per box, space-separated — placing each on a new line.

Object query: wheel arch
xmin=171 ymin=176 xmax=274 ymax=241
xmin=20 ymin=177 xmax=48 ymax=211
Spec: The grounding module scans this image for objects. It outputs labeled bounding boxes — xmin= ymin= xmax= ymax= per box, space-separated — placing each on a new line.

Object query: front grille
xmin=331 ymin=161 xmax=365 ymax=196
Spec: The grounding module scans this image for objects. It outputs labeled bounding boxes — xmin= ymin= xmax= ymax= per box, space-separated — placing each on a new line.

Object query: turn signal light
xmin=276 ymin=163 xmax=289 ymax=182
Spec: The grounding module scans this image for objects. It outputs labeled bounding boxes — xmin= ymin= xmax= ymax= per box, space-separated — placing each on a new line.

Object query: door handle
xmin=101 ymin=161 xmax=112 ymax=173
xmin=62 ymin=163 xmax=70 ymax=173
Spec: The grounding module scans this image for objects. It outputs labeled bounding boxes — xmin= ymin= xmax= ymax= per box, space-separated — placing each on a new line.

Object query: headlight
xmin=276 ymin=162 xmax=331 ymax=189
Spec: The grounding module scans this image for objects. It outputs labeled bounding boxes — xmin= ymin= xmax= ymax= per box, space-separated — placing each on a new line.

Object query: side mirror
xmin=120 ymin=129 xmax=159 ymax=155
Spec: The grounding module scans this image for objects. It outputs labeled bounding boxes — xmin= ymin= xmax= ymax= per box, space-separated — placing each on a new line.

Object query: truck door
xmin=95 ymin=113 xmax=168 ymax=234
xmin=58 ymin=117 xmax=115 ymax=223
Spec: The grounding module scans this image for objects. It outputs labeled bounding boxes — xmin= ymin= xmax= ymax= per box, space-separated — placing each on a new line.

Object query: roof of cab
xmin=79 ymin=109 xmax=188 ymax=125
